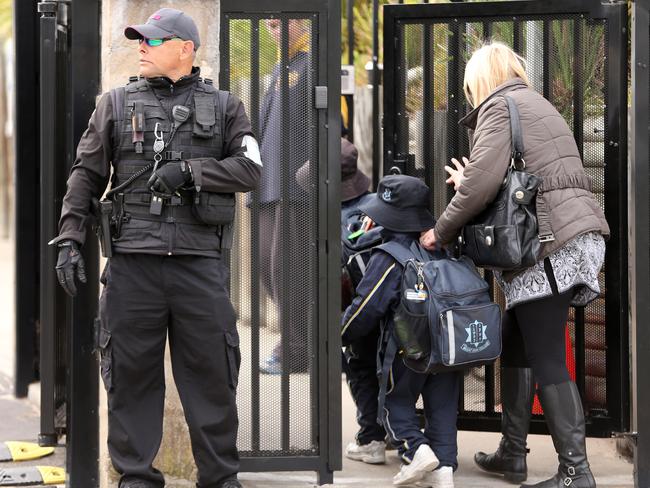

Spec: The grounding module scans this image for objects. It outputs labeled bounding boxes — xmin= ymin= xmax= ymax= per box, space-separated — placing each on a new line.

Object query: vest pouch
xmin=193 ymin=93 xmax=216 ymax=139
xmin=438 ymin=302 xmax=502 ymax=370
xmin=191 ymin=192 xmax=236 ymax=226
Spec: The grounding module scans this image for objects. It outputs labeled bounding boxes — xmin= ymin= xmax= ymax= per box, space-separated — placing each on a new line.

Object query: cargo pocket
xmin=225 ymin=331 xmax=241 ymax=390
xmin=98 ymin=327 xmax=114 ymax=392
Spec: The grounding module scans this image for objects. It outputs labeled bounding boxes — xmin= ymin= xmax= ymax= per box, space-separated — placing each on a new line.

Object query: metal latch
xmin=314 ymin=86 xmax=328 ymax=109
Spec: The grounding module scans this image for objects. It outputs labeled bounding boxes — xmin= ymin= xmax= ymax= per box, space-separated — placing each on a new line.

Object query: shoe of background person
xmin=259 ymin=352 xmax=309 ymax=375
xmin=259 ymin=352 xmax=283 ymax=375
xmin=393 ymin=444 xmax=439 ymax=486
xmin=419 ymin=466 xmax=454 ymax=488
xmin=344 ymin=439 xmax=386 ymax=464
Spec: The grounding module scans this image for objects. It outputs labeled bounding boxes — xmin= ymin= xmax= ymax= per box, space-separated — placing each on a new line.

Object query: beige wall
xmin=99 ymin=1 xmax=220 ymax=486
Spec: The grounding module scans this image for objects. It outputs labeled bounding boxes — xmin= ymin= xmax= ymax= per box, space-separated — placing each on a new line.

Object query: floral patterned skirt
xmin=495 ymin=232 xmax=606 ymax=310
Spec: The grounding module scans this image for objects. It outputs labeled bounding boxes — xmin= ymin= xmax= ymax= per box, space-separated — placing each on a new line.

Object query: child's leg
xmin=422 ymin=370 xmax=462 ymax=470
xmin=345 ymin=332 xmax=385 ymax=444
xmin=382 ymin=357 xmax=429 ymax=462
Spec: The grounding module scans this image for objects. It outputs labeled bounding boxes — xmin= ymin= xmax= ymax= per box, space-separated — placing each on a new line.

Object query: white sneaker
xmin=344 ymin=440 xmax=386 ymax=464
xmin=419 ymin=466 xmax=454 ymax=488
xmin=393 ymin=444 xmax=439 ymax=486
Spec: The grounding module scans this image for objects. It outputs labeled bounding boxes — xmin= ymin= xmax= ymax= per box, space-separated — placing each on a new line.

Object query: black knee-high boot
xmin=521 ymin=382 xmax=596 ymax=488
xmin=475 ymin=367 xmax=535 ymax=483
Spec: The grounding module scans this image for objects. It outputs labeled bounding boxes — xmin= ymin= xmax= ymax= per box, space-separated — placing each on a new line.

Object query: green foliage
xmin=228 ymin=19 xmax=278 ymax=82
xmin=0 ymin=0 xmax=12 ymax=39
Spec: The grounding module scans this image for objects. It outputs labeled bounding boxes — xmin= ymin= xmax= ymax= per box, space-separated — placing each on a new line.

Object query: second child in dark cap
xmin=341 ymin=175 xmax=461 ymax=488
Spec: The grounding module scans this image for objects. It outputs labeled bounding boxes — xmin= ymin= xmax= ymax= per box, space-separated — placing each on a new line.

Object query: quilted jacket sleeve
xmin=434 ymin=97 xmax=512 ymax=244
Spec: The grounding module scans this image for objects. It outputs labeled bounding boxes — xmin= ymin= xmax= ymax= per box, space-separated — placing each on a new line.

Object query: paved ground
xmin=0 ymin=237 xmax=635 ymax=487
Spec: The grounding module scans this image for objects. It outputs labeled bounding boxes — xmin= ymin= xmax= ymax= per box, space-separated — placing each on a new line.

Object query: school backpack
xmin=340 ymin=193 xmax=384 ymax=309
xmin=378 ymin=240 xmax=502 ymax=374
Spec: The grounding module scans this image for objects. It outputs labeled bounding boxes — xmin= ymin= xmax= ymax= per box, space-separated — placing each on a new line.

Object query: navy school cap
xmin=125 ymin=8 xmax=201 ymax=50
xmin=358 ymin=175 xmax=436 ymax=233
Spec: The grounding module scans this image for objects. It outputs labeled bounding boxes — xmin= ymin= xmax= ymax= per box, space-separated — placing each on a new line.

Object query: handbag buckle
xmin=538 ymin=234 xmax=556 ymax=243
xmin=510 ymin=157 xmax=526 ymax=170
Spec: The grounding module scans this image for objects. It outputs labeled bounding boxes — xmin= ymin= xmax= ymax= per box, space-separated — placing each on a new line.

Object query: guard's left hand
xmin=147 ymin=161 xmax=193 ymax=196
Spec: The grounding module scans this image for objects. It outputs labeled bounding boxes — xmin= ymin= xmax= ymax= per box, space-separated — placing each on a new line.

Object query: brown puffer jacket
xmin=433 ymin=78 xmax=609 ymax=263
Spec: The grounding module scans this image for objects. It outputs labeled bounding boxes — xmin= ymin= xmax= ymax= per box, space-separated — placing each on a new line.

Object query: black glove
xmin=147 ymin=161 xmax=193 ymax=197
xmin=55 ymin=240 xmax=86 ymax=297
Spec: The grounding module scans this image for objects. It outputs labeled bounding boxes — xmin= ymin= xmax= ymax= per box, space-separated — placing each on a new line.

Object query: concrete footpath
xmin=0 ymin=237 xmax=634 ymax=487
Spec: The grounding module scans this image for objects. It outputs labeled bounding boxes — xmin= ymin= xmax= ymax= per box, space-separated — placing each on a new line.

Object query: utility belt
xmin=92 ymin=190 xmax=235 ymax=258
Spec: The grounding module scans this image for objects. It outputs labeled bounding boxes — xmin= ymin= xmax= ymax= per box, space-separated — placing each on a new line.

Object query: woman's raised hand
xmin=444 ymin=156 xmax=468 ymax=191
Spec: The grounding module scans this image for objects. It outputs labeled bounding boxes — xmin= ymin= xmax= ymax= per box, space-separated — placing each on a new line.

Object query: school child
xmin=341 ymin=174 xmax=461 ymax=488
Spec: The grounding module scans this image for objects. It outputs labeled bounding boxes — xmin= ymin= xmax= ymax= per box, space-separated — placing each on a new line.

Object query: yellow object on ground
xmin=4 ymin=442 xmax=54 ymax=462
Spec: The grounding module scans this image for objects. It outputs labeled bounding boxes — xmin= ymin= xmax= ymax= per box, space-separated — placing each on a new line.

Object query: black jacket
xmin=341 ymin=231 xmax=418 ymax=345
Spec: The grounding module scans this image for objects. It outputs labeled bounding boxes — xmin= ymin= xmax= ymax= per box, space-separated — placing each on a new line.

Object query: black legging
xmin=500 ymin=277 xmax=574 ymax=387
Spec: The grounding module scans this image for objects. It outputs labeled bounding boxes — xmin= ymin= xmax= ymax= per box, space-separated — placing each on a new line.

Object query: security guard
xmin=50 ymin=8 xmax=261 ymax=488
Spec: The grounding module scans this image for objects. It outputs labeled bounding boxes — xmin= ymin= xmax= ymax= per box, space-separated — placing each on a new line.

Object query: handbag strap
xmin=503 ymin=95 xmax=525 ymax=170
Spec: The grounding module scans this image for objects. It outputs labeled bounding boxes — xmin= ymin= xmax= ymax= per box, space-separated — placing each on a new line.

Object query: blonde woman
xmin=420 ymin=42 xmax=609 ymax=488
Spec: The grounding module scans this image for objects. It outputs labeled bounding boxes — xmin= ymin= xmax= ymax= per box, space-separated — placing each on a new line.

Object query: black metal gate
xmin=383 ymin=0 xmax=628 ymax=438
xmin=219 ymin=0 xmax=341 ymax=482
xmin=33 ymin=0 xmax=101 ymax=486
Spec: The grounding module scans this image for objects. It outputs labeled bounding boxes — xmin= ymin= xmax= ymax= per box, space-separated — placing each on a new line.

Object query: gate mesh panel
xmin=227 ymin=15 xmax=318 ymax=456
xmin=397 ymin=14 xmax=609 ymax=418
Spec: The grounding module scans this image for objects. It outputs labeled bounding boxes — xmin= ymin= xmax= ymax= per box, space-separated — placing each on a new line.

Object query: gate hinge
xmin=611 ymin=431 xmax=638 ymax=444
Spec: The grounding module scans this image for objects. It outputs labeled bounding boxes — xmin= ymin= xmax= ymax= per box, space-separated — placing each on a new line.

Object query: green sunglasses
xmin=139 ymin=37 xmax=181 ymax=47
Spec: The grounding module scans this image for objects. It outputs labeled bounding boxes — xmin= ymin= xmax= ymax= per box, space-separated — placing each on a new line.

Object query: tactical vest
xmin=109 ymin=77 xmax=230 ymax=257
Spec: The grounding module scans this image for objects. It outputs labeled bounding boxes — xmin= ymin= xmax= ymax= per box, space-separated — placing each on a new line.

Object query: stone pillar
xmin=99 ymin=2 xmax=220 ymax=486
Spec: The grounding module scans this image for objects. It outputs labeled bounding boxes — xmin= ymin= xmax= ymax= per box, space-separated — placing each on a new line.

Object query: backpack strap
xmin=376 ymin=241 xmax=415 ymax=266
xmin=376 ymin=323 xmax=399 ymax=427
xmin=109 ymin=86 xmax=125 ymax=157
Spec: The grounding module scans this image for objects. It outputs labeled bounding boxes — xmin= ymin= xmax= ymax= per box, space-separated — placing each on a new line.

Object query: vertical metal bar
xmin=324 ymin=0 xmax=342 ymax=479
xmin=485 ymin=364 xmax=495 ymax=414
xmin=573 ymin=18 xmax=584 ymax=159
xmin=483 ymin=20 xmax=492 ymax=41
xmin=631 ymin=0 xmax=650 ymax=482
xmin=14 ymin=0 xmax=40 ymax=399
xmin=280 ymin=17 xmax=291 ymax=452
xmin=571 ymin=17 xmax=586 ymax=406
xmin=383 ymin=7 xmax=396 ymax=173
xmin=542 ymin=19 xmax=551 ymax=100
xmin=574 ymin=307 xmax=586 ymax=399
xmin=423 ymin=22 xmax=434 ymax=197
xmin=372 ymin=0 xmax=380 ymax=187
xmin=250 ymin=17 xmax=261 ymax=453
xmin=446 ymin=19 xmax=460 ymax=204
xmin=513 ymin=20 xmax=523 ymax=54
xmin=347 ymin=0 xmax=354 ymax=141
xmin=38 ymin=0 xmax=58 ymax=448
xmin=603 ymin=2 xmax=629 ymax=435
xmin=68 ymin=0 xmax=101 ymax=484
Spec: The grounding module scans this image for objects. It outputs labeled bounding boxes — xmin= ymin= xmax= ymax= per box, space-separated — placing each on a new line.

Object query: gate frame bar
xmin=630 ymin=0 xmax=650 ymax=484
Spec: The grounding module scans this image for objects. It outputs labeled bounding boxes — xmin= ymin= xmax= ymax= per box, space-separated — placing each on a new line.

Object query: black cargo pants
xmin=98 ymin=254 xmax=240 ymax=488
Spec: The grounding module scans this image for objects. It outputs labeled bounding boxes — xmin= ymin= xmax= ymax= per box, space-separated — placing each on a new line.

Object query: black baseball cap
xmin=359 ymin=175 xmax=436 ymax=233
xmin=125 ymin=8 xmax=201 ymax=50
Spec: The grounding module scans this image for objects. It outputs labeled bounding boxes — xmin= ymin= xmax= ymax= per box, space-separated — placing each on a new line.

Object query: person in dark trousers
xmin=257 ymin=19 xmax=313 ymax=374
xmin=51 ymin=8 xmax=261 ymax=488
xmin=342 ymin=175 xmax=461 ymax=488
xmin=420 ymin=42 xmax=609 ymax=488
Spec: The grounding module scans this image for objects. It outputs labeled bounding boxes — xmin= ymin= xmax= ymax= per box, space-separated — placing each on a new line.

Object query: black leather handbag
xmin=460 ymin=95 xmax=542 ymax=271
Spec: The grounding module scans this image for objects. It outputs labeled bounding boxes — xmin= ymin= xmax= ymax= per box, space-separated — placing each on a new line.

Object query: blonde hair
xmin=463 ymin=42 xmax=530 ymax=107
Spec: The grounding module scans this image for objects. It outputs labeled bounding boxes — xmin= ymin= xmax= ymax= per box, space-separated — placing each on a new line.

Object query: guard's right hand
xmin=55 ymin=240 xmax=86 ymax=297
